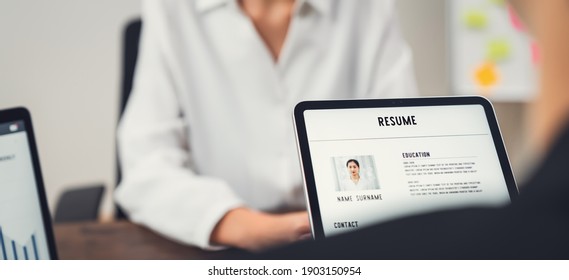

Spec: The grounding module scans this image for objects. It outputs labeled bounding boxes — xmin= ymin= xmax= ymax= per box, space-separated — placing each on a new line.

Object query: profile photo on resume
xmin=332 ymin=155 xmax=380 ymax=192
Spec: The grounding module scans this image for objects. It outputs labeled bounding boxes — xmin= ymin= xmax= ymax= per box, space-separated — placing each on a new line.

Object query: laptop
xmin=0 ymin=107 xmax=58 ymax=259
xmin=293 ymin=96 xmax=518 ymax=240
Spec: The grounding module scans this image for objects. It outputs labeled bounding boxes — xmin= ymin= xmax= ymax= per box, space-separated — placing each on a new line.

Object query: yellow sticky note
xmin=463 ymin=10 xmax=488 ymax=29
xmin=475 ymin=62 xmax=499 ymax=88
xmin=487 ymin=39 xmax=511 ymax=62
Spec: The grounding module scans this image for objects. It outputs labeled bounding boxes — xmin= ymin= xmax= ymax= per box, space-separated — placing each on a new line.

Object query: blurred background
xmin=0 ymin=0 xmax=533 ymax=220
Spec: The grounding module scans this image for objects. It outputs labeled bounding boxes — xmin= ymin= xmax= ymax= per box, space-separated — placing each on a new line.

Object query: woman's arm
xmin=117 ymin=0 xmax=309 ymax=251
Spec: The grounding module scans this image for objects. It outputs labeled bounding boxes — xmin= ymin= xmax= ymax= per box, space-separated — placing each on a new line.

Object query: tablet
xmin=294 ymin=96 xmax=518 ymax=240
xmin=0 ymin=107 xmax=58 ymax=259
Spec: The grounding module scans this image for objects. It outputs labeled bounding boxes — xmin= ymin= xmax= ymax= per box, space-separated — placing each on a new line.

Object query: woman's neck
xmin=239 ymin=0 xmax=296 ymax=61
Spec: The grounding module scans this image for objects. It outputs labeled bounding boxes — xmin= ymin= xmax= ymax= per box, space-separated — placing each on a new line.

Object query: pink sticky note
xmin=508 ymin=6 xmax=524 ymax=31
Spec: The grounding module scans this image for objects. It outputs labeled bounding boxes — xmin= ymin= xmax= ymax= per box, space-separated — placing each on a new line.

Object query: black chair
xmin=54 ymin=18 xmax=142 ymax=222
xmin=115 ymin=18 xmax=143 ymax=219
xmin=54 ymin=184 xmax=105 ymax=223
xmin=119 ymin=18 xmax=142 ymax=126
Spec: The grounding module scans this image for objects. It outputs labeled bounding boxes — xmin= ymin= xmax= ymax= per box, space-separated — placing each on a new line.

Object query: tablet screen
xmin=0 ymin=120 xmax=52 ymax=259
xmin=301 ymin=102 xmax=514 ymax=237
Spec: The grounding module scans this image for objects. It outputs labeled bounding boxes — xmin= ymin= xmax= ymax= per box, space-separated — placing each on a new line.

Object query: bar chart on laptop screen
xmin=0 ymin=131 xmax=50 ymax=260
xmin=0 ymin=227 xmax=40 ymax=260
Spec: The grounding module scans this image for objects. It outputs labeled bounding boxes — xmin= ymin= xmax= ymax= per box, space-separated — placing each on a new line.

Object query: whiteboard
xmin=448 ymin=0 xmax=538 ymax=101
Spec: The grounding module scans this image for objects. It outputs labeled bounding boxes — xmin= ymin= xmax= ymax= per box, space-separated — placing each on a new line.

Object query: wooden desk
xmin=54 ymin=221 xmax=247 ymax=260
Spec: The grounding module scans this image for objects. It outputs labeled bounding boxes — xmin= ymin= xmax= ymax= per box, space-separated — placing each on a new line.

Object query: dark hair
xmin=346 ymin=159 xmax=360 ymax=168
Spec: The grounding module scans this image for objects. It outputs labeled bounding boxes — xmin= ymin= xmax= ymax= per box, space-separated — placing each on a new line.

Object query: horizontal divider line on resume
xmin=409 ymin=156 xmax=478 ymax=160
xmin=309 ymin=133 xmax=489 ymax=142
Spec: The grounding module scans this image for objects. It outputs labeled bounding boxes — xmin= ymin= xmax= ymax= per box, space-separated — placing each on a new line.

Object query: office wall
xmin=0 ymin=0 xmax=531 ymax=219
xmin=0 ymin=0 xmax=141 ymax=219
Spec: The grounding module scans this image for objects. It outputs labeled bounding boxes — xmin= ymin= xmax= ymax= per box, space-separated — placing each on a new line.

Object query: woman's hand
xmin=210 ymin=207 xmax=311 ymax=252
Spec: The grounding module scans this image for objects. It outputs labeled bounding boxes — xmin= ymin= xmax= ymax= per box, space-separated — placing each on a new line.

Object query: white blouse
xmin=340 ymin=176 xmax=376 ymax=192
xmin=115 ymin=0 xmax=418 ymax=249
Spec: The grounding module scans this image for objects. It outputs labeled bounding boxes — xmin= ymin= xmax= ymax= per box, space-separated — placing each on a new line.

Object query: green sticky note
xmin=463 ymin=10 xmax=488 ymax=29
xmin=489 ymin=0 xmax=506 ymax=6
xmin=487 ymin=39 xmax=512 ymax=62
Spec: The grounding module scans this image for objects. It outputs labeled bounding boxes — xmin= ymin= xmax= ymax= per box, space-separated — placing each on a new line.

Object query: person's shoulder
xmin=142 ymin=0 xmax=202 ymax=27
xmin=336 ymin=0 xmax=396 ymax=31
xmin=142 ymin=0 xmax=198 ymax=15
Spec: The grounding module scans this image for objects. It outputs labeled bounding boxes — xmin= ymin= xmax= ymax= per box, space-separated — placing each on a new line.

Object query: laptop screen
xmin=0 ymin=120 xmax=52 ymax=260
